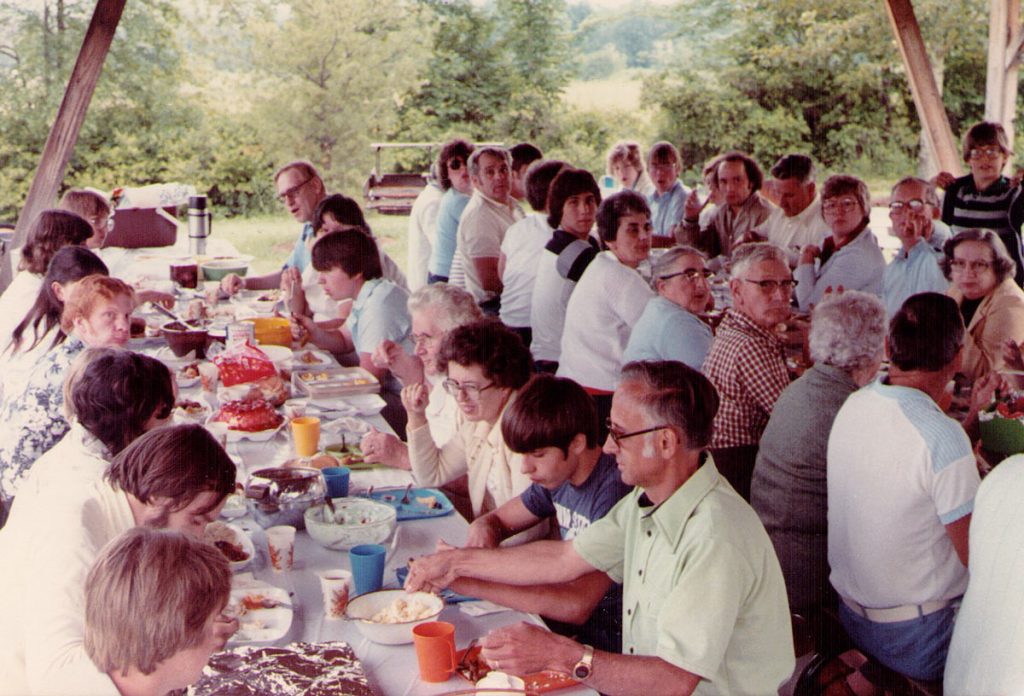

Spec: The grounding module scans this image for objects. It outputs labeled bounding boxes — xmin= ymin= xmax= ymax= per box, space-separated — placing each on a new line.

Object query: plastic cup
xmin=291 ymin=416 xmax=321 ymax=457
xmin=413 ymin=621 xmax=457 ymax=683
xmin=318 ymin=569 xmax=354 ymax=619
xmin=349 ymin=543 xmax=386 ymax=595
xmin=321 ymin=466 xmax=350 ymax=499
xmin=265 ymin=525 xmax=296 ymax=571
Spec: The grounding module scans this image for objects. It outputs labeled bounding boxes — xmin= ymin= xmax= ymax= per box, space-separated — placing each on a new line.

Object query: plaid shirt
xmin=703 ymin=309 xmax=791 ymax=448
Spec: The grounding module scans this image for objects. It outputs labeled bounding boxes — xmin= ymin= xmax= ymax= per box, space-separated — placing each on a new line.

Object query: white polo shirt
xmin=557 ymin=251 xmax=653 ymax=391
xmin=827 ymin=379 xmax=979 ymax=608
xmin=499 ymin=213 xmax=552 ymax=328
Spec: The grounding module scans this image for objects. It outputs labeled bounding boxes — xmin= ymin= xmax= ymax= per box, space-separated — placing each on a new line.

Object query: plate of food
xmin=289 ymin=348 xmax=334 ymax=370
xmin=228 ymin=579 xmax=294 ymax=644
xmin=209 ymin=399 xmax=285 ymax=443
xmin=456 ymin=644 xmax=578 ymax=693
xmin=219 ymin=489 xmax=248 ymax=519
xmin=174 ymin=398 xmax=212 ymax=424
xmin=176 ymin=360 xmax=203 ymax=389
xmin=369 ymin=487 xmax=454 ymax=521
xmin=204 ymin=521 xmax=255 ymax=571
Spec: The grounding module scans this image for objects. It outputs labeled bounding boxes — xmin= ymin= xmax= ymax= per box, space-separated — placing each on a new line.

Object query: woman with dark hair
xmin=0 ymin=210 xmax=93 ymax=350
xmin=406 ymin=319 xmax=535 ymax=522
xmin=557 ymin=191 xmax=655 ymax=429
xmin=428 ymin=138 xmax=475 ymax=283
xmin=284 ymin=193 xmax=406 ymax=322
xmin=0 ymin=246 xmax=109 ymax=401
xmin=13 ymin=347 xmax=174 ymax=517
xmin=943 ymin=228 xmax=1024 ymax=381
xmin=0 ymin=276 xmax=134 ymax=513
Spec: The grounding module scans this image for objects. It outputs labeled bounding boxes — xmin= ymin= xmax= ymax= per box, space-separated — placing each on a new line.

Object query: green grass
xmin=215 ymin=212 xmax=409 ymax=276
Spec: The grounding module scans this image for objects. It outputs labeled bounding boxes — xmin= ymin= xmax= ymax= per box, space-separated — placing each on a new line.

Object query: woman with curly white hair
xmin=750 ymin=290 xmax=886 ymax=627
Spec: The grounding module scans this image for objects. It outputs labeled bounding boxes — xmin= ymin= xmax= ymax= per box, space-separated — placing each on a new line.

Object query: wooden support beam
xmin=984 ymin=0 xmax=1020 ymax=158
xmin=884 ymin=0 xmax=963 ymax=176
xmin=3 ymin=0 xmax=126 ymax=290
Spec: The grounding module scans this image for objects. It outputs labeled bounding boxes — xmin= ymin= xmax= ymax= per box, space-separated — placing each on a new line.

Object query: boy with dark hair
xmin=530 ymin=168 xmax=603 ymax=372
xmin=509 ymin=142 xmax=544 ymax=202
xmin=453 ymin=374 xmax=632 ymax=652
xmin=646 ymin=141 xmax=690 ymax=243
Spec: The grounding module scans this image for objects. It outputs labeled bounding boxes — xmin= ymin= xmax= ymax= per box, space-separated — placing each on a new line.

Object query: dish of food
xmin=228 ymin=581 xmax=293 ymax=644
xmin=204 ymin=521 xmax=254 ymax=571
xmin=294 ymin=349 xmax=326 ymax=365
xmin=177 ymin=361 xmax=202 ymax=388
xmin=369 ymin=487 xmax=455 ymax=521
xmin=370 ymin=595 xmax=438 ymax=624
xmin=188 ymin=641 xmax=374 ymax=696
xmin=213 ymin=398 xmax=284 ymax=432
xmin=174 ymin=398 xmax=211 ymax=424
xmin=220 ymin=491 xmax=247 ymax=519
xmin=456 ymin=645 xmax=578 ymax=693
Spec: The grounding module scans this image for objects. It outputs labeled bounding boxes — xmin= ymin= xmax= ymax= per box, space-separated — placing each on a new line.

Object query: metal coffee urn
xmin=187 ymin=195 xmax=212 ymax=256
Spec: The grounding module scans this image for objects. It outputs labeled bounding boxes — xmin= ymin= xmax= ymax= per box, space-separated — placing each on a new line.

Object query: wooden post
xmin=3 ymin=0 xmax=126 ymax=290
xmin=1001 ymin=0 xmax=1020 ymax=151
xmin=884 ymin=0 xmax=963 ymax=176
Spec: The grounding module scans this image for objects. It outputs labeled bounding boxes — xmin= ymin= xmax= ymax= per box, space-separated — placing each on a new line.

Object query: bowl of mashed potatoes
xmin=344 ymin=589 xmax=443 ymax=644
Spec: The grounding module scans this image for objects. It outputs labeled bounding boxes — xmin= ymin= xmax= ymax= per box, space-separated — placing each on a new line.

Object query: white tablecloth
xmin=226 ymin=425 xmax=594 ymax=695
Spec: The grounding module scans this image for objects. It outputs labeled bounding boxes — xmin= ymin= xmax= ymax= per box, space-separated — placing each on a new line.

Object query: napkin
xmin=459 ymin=600 xmax=513 ymax=617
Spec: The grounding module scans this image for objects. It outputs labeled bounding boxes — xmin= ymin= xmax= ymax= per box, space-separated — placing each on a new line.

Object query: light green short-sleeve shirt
xmin=573 ymin=458 xmax=794 ymax=695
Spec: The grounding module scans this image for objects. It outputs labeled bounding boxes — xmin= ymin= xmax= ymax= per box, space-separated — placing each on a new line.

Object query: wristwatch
xmin=572 ymin=644 xmax=594 ymax=680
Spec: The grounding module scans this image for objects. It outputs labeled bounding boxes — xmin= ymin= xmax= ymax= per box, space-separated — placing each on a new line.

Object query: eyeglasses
xmin=741 ymin=278 xmax=798 ymax=293
xmin=277 ymin=176 xmax=315 ymax=202
xmin=969 ymin=146 xmax=1004 ymax=160
xmin=448 ymin=159 xmax=464 ymax=171
xmin=442 ymin=378 xmax=495 ymax=399
xmin=950 ymin=259 xmax=993 ymax=273
xmin=888 ymin=199 xmax=928 ymax=213
xmin=605 ymin=418 xmax=672 ymax=446
xmin=411 ymin=332 xmax=437 ymax=346
xmin=822 ymin=198 xmax=861 ymax=213
xmin=659 ymin=268 xmax=714 ymax=282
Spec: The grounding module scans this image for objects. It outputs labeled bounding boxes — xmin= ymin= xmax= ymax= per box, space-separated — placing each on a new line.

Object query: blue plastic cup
xmin=349 ymin=543 xmax=387 ymax=595
xmin=321 ymin=466 xmax=350 ymax=499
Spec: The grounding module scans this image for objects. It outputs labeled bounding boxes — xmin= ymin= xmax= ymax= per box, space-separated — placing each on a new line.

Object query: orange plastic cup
xmin=413 ymin=621 xmax=457 ymax=683
xmin=290 ymin=416 xmax=320 ymax=457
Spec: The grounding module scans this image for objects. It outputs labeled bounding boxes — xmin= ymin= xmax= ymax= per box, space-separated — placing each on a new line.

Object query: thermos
xmin=188 ymin=195 xmax=212 ymax=256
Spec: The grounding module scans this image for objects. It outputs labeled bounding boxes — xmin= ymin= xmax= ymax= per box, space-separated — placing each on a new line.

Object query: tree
xmin=242 ymin=0 xmax=430 ymax=193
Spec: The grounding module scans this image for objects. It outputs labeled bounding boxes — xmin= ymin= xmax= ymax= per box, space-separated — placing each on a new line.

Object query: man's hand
xmin=372 ymin=339 xmax=404 ymax=371
xmin=405 ymin=550 xmax=462 ymax=593
xmin=1003 ymin=339 xmax=1024 ymax=372
xmin=360 ymin=427 xmax=407 ymax=467
xmin=213 ymin=614 xmax=240 ymax=649
xmin=932 ymin=171 xmax=956 ymax=190
xmin=683 ymin=189 xmax=705 ymax=222
xmin=480 ymin=622 xmax=579 ymax=676
xmin=799 ymin=244 xmax=821 ymax=266
xmin=221 ymin=273 xmax=245 ymax=295
xmin=464 ymin=517 xmax=502 ymax=549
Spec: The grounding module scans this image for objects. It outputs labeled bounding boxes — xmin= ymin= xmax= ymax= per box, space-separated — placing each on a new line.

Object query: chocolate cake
xmin=189 ymin=641 xmax=376 ymax=695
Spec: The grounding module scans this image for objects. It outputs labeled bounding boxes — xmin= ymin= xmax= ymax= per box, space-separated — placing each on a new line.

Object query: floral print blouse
xmin=0 ymin=337 xmax=84 ymax=505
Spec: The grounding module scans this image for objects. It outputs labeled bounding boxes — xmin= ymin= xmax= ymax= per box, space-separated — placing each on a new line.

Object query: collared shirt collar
xmin=895 ymin=237 xmax=931 ymax=262
xmin=475 ymin=189 xmax=517 ymax=213
xmin=724 ymin=308 xmax=784 ymax=345
xmin=352 ymin=277 xmax=384 ymax=313
xmin=637 ymin=453 xmax=719 ymax=548
xmin=651 ymin=180 xmax=684 ymax=202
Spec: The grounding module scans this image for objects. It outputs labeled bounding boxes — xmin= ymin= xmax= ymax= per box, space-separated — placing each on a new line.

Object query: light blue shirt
xmin=622 ymin=295 xmax=712 ymax=370
xmin=647 ymin=181 xmax=689 ymax=237
xmin=350 ymin=278 xmax=412 ymax=394
xmin=882 ymin=239 xmax=949 ymax=317
xmin=428 ymin=189 xmax=470 ymax=277
xmin=794 ymin=228 xmax=885 ymax=311
xmin=282 ymin=222 xmax=315 ymax=272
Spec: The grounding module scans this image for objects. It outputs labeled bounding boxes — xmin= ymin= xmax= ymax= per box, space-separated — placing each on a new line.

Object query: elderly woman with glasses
xmin=751 ymin=291 xmax=886 ymax=624
xmin=794 ymin=174 xmax=885 ymax=311
xmin=405 ymin=319 xmax=537 ymax=527
xmin=623 ymin=245 xmax=714 ymax=370
xmin=942 ymin=228 xmax=1024 ymax=382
